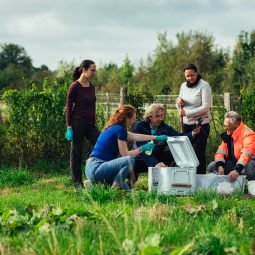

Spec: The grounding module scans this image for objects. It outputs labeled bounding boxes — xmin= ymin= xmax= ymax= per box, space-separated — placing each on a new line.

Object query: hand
xmin=155 ymin=162 xmax=167 ymax=167
xmin=139 ymin=142 xmax=155 ymax=152
xmin=192 ymin=127 xmax=201 ymax=136
xmin=65 ymin=127 xmax=73 ymax=142
xmin=228 ymin=170 xmax=239 ymax=182
xmin=176 ymin=97 xmax=184 ymax=107
xmin=155 ymin=135 xmax=169 ymax=141
xmin=217 ymin=166 xmax=224 ymax=175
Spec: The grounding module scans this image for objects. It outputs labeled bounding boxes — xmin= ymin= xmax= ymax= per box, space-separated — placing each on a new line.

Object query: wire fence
xmin=0 ymin=92 xmax=240 ymax=122
xmin=96 ymin=92 xmax=240 ymax=116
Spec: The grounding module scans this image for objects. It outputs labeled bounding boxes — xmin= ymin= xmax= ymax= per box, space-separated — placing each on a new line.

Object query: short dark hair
xmin=183 ymin=63 xmax=198 ymax=72
xmin=72 ymin=59 xmax=95 ymax=81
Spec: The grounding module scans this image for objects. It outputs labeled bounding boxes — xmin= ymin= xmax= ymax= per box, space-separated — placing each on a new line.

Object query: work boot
xmin=248 ymin=180 xmax=255 ymax=196
xmin=73 ymin=182 xmax=84 ymax=192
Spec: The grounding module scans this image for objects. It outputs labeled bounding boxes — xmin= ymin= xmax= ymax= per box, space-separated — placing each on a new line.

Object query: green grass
xmin=0 ymin=169 xmax=255 ymax=255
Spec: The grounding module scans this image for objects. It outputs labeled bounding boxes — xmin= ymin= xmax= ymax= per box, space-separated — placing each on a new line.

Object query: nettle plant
xmin=2 ymin=81 xmax=69 ymax=165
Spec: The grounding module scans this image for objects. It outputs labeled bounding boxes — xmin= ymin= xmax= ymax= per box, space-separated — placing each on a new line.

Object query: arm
xmin=176 ymin=84 xmax=185 ymax=109
xmin=228 ymin=131 xmax=255 ymax=181
xmin=133 ymin=121 xmax=151 ymax=147
xmin=238 ymin=131 xmax=255 ymax=168
xmin=118 ymin=139 xmax=142 ymax=157
xmin=65 ymin=83 xmax=77 ymax=127
xmin=164 ymin=124 xmax=194 ymax=140
xmin=127 ymin=132 xmax=156 ymax=142
xmin=214 ymin=141 xmax=227 ymax=173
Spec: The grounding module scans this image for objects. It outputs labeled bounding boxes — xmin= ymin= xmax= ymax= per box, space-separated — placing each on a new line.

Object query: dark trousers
xmin=71 ymin=118 xmax=100 ymax=186
xmin=183 ymin=123 xmax=210 ymax=174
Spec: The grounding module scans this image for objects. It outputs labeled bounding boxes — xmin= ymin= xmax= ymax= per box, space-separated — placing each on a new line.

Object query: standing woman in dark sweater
xmin=65 ymin=60 xmax=100 ymax=188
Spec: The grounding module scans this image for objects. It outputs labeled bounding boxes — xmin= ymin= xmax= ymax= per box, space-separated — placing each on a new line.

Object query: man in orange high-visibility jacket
xmin=208 ymin=111 xmax=255 ymax=195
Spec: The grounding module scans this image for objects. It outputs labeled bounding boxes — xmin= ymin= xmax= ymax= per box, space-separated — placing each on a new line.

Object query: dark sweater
xmin=66 ymin=81 xmax=96 ymax=127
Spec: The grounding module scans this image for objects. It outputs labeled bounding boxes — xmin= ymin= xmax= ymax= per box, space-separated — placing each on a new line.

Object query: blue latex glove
xmin=65 ymin=127 xmax=73 ymax=142
xmin=139 ymin=142 xmax=155 ymax=152
xmin=155 ymin=135 xmax=169 ymax=141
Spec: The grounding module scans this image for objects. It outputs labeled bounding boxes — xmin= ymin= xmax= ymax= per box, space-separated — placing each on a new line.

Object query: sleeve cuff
xmin=234 ymin=164 xmax=244 ymax=174
xmin=215 ymin=161 xmax=225 ymax=168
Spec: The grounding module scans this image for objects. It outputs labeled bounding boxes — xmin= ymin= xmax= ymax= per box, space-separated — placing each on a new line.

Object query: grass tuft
xmin=0 ymin=168 xmax=33 ymax=188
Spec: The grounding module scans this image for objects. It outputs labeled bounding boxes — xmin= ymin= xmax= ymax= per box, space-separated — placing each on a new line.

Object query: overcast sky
xmin=1 ymin=0 xmax=255 ymax=70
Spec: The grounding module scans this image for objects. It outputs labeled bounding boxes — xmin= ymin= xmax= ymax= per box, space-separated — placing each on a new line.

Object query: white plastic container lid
xmin=167 ymin=136 xmax=199 ymax=168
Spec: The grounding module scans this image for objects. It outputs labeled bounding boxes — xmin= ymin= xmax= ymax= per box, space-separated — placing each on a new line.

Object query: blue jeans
xmin=85 ymin=156 xmax=135 ymax=190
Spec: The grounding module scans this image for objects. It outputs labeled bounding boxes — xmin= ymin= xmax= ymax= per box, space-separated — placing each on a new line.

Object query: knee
xmin=245 ymin=168 xmax=255 ymax=181
xmin=244 ymin=160 xmax=255 ymax=180
xmin=246 ymin=173 xmax=255 ymax=181
xmin=127 ymin=156 xmax=135 ymax=167
xmin=207 ymin=161 xmax=216 ymax=173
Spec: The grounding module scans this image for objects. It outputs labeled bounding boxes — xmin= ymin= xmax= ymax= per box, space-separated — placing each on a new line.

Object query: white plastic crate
xmin=196 ymin=173 xmax=246 ymax=194
xmin=148 ymin=136 xmax=199 ymax=195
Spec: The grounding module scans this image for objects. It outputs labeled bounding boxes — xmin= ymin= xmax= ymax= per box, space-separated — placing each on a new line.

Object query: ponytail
xmin=72 ymin=67 xmax=81 ymax=81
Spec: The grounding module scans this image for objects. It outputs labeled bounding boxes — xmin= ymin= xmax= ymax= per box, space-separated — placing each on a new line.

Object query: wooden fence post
xmin=106 ymin=93 xmax=110 ymax=119
xmin=120 ymin=87 xmax=128 ymax=105
xmin=224 ymin=93 xmax=231 ymax=111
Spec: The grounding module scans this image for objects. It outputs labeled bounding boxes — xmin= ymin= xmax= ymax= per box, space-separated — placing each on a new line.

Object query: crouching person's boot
xmin=248 ymin=180 xmax=255 ymax=196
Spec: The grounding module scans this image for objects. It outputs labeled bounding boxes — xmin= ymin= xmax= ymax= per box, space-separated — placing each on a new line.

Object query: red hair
xmin=103 ymin=104 xmax=136 ymax=131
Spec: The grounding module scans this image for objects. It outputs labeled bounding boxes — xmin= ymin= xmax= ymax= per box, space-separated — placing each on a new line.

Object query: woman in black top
xmin=65 ymin=60 xmax=100 ymax=188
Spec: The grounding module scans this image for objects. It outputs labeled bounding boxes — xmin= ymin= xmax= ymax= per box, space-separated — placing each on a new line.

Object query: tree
xmin=231 ymin=30 xmax=255 ymax=94
xmin=30 ymin=65 xmax=54 ymax=89
xmin=0 ymin=43 xmax=33 ymax=89
xmin=94 ymin=63 xmax=119 ymax=92
xmin=0 ymin=64 xmax=26 ymax=89
xmin=135 ymin=30 xmax=229 ymax=94
xmin=0 ymin=43 xmax=32 ymax=71
xmin=117 ymin=56 xmax=134 ymax=87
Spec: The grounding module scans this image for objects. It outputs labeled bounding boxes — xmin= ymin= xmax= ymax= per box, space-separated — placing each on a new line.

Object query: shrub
xmin=2 ymin=80 xmax=69 ymax=165
xmin=0 ymin=168 xmax=33 ymax=188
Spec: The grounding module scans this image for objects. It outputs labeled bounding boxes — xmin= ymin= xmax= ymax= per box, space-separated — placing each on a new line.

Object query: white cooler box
xmin=148 ymin=136 xmax=199 ymax=195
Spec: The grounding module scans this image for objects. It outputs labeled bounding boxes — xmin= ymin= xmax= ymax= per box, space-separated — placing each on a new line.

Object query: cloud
xmin=6 ymin=13 xmax=65 ymax=39
xmin=1 ymin=0 xmax=255 ymax=70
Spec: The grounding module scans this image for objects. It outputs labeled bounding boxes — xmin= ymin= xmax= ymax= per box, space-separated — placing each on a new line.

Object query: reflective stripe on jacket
xmin=214 ymin=122 xmax=255 ymax=166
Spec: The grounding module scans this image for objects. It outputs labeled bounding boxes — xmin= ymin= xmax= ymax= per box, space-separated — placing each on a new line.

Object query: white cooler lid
xmin=167 ymin=136 xmax=199 ymax=168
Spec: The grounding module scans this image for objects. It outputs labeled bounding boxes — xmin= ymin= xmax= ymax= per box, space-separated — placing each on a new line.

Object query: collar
xmin=150 ymin=123 xmax=158 ymax=135
xmin=232 ymin=122 xmax=245 ymax=140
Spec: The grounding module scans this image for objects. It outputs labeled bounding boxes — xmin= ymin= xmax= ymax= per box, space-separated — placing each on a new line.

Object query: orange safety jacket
xmin=215 ymin=122 xmax=255 ymax=167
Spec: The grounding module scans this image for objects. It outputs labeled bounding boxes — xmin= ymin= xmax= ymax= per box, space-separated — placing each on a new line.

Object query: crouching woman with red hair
xmin=85 ymin=104 xmax=168 ymax=190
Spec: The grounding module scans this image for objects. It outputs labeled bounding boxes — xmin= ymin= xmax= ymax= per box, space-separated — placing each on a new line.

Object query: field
xmin=0 ymin=167 xmax=255 ymax=255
